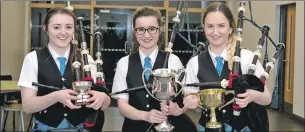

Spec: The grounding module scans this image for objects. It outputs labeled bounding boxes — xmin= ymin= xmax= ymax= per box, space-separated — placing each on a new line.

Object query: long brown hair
xmin=202 ymin=2 xmax=237 ymax=70
xmin=132 ymin=6 xmax=164 ymax=51
xmin=43 ymin=7 xmax=79 ymax=71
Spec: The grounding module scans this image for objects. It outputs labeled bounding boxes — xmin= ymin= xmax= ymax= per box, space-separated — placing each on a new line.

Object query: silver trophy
xmin=72 ymin=81 xmax=92 ymax=106
xmin=142 ymin=68 xmax=185 ymax=131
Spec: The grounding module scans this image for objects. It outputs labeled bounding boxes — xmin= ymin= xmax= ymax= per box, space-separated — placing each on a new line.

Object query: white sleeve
xmin=88 ymin=55 xmax=97 ymax=83
xmin=168 ymin=54 xmax=184 ymax=84
xmin=111 ymin=56 xmax=129 ymax=100
xmin=184 ymin=56 xmax=200 ymax=93
xmin=241 ymin=49 xmax=265 ymax=78
xmin=17 ymin=51 xmax=38 ymax=90
xmin=168 ymin=54 xmax=184 ymax=70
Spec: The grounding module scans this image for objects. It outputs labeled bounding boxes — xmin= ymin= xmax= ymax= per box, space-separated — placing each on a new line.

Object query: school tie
xmin=215 ymin=56 xmax=224 ymax=76
xmin=57 ymin=57 xmax=67 ymax=76
xmin=144 ymin=56 xmax=152 ymax=81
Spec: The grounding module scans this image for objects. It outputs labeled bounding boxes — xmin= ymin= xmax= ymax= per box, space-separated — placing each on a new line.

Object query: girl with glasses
xmin=111 ymin=6 xmax=197 ymax=132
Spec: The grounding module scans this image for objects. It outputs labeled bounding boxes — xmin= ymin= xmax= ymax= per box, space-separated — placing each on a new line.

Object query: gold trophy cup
xmin=197 ymin=89 xmax=225 ymax=129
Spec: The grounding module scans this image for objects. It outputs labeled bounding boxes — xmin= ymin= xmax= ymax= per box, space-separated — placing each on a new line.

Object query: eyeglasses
xmin=134 ymin=27 xmax=159 ymax=35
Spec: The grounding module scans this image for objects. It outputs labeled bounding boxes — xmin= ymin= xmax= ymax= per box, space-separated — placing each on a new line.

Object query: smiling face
xmin=132 ymin=7 xmax=163 ymax=52
xmin=134 ymin=16 xmax=160 ymax=50
xmin=204 ymin=11 xmax=232 ymax=47
xmin=44 ymin=13 xmax=75 ymax=49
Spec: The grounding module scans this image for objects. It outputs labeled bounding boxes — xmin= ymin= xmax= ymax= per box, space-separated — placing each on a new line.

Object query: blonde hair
xmin=227 ymin=35 xmax=236 ymax=70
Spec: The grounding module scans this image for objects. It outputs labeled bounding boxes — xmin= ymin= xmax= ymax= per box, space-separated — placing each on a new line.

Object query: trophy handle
xmin=185 ymin=93 xmax=208 ymax=110
xmin=218 ymin=95 xmax=235 ymax=110
xmin=174 ymin=68 xmax=186 ymax=97
xmin=187 ymin=93 xmax=202 ymax=105
xmin=174 ymin=81 xmax=184 ymax=98
xmin=141 ymin=68 xmax=160 ymax=101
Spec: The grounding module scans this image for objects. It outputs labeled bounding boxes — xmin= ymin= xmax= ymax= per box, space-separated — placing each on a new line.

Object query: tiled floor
xmin=1 ymin=107 xmax=304 ymax=131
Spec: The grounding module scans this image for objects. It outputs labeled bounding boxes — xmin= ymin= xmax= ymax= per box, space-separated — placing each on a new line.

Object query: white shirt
xmin=111 ymin=48 xmax=184 ymax=100
xmin=184 ymin=47 xmax=265 ymax=93
xmin=18 ymin=44 xmax=97 ymax=90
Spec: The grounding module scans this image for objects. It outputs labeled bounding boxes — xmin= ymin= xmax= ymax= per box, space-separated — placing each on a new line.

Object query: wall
xmin=231 ymin=1 xmax=304 ymax=118
xmin=1 ymin=1 xmax=28 ymax=80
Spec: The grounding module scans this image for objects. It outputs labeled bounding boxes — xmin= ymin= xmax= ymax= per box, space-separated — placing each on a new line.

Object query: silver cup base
xmin=75 ymin=100 xmax=90 ymax=106
xmin=74 ymin=94 xmax=90 ymax=106
xmin=155 ymin=120 xmax=174 ymax=132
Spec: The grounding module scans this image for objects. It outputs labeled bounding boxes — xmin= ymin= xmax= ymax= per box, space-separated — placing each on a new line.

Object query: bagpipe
xmin=109 ymin=0 xmax=204 ymax=97
xmin=73 ymin=2 xmax=109 ymax=131
xmin=162 ymin=1 xmax=184 ymax=68
xmin=111 ymin=1 xmax=188 ymax=132
xmin=32 ymin=1 xmax=109 ymax=131
xmin=111 ymin=1 xmax=285 ymax=132
xmin=186 ymin=1 xmax=285 ymax=132
xmin=141 ymin=1 xmax=186 ymax=131
xmin=109 ymin=1 xmax=204 ymax=132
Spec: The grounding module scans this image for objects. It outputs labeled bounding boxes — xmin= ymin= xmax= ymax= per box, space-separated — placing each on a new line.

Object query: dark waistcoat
xmin=123 ymin=50 xmax=196 ymax=132
xmin=34 ymin=47 xmax=95 ymax=128
xmin=197 ymin=51 xmax=269 ymax=132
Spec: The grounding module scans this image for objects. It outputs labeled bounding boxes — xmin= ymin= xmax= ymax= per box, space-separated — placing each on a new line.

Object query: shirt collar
xmin=208 ymin=45 xmax=227 ymax=64
xmin=48 ymin=43 xmax=70 ymax=62
xmin=139 ymin=47 xmax=158 ymax=65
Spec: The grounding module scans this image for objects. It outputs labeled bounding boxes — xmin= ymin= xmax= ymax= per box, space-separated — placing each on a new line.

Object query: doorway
xmin=282 ymin=3 xmax=296 ymax=114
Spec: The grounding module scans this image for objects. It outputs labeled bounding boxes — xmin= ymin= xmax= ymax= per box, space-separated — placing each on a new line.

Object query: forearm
xmin=22 ymin=92 xmax=58 ymax=114
xmin=100 ymin=95 xmax=111 ymax=111
xmin=118 ymin=99 xmax=147 ymax=121
xmin=253 ymin=86 xmax=271 ymax=105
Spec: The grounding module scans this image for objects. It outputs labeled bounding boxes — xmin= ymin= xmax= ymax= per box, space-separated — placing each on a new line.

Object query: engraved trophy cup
xmin=142 ymin=68 xmax=185 ymax=131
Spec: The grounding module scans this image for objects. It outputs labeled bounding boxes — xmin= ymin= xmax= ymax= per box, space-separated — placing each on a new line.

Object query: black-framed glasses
xmin=134 ymin=27 xmax=159 ymax=35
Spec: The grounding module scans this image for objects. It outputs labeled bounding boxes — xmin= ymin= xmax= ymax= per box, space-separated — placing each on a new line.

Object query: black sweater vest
xmin=34 ymin=47 xmax=95 ymax=128
xmin=123 ymin=50 xmax=197 ymax=132
xmin=123 ymin=50 xmax=165 ymax=132
xmin=196 ymin=51 xmax=242 ymax=127
xmin=197 ymin=51 xmax=269 ymax=132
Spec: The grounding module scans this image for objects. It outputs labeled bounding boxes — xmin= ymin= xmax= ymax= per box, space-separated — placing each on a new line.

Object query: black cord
xmin=166 ymin=1 xmax=204 ymax=55
xmin=242 ymin=3 xmax=277 ymax=48
xmin=176 ymin=30 xmax=196 ymax=48
xmin=242 ymin=17 xmax=277 ymax=48
xmin=248 ymin=1 xmax=253 ymax=21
